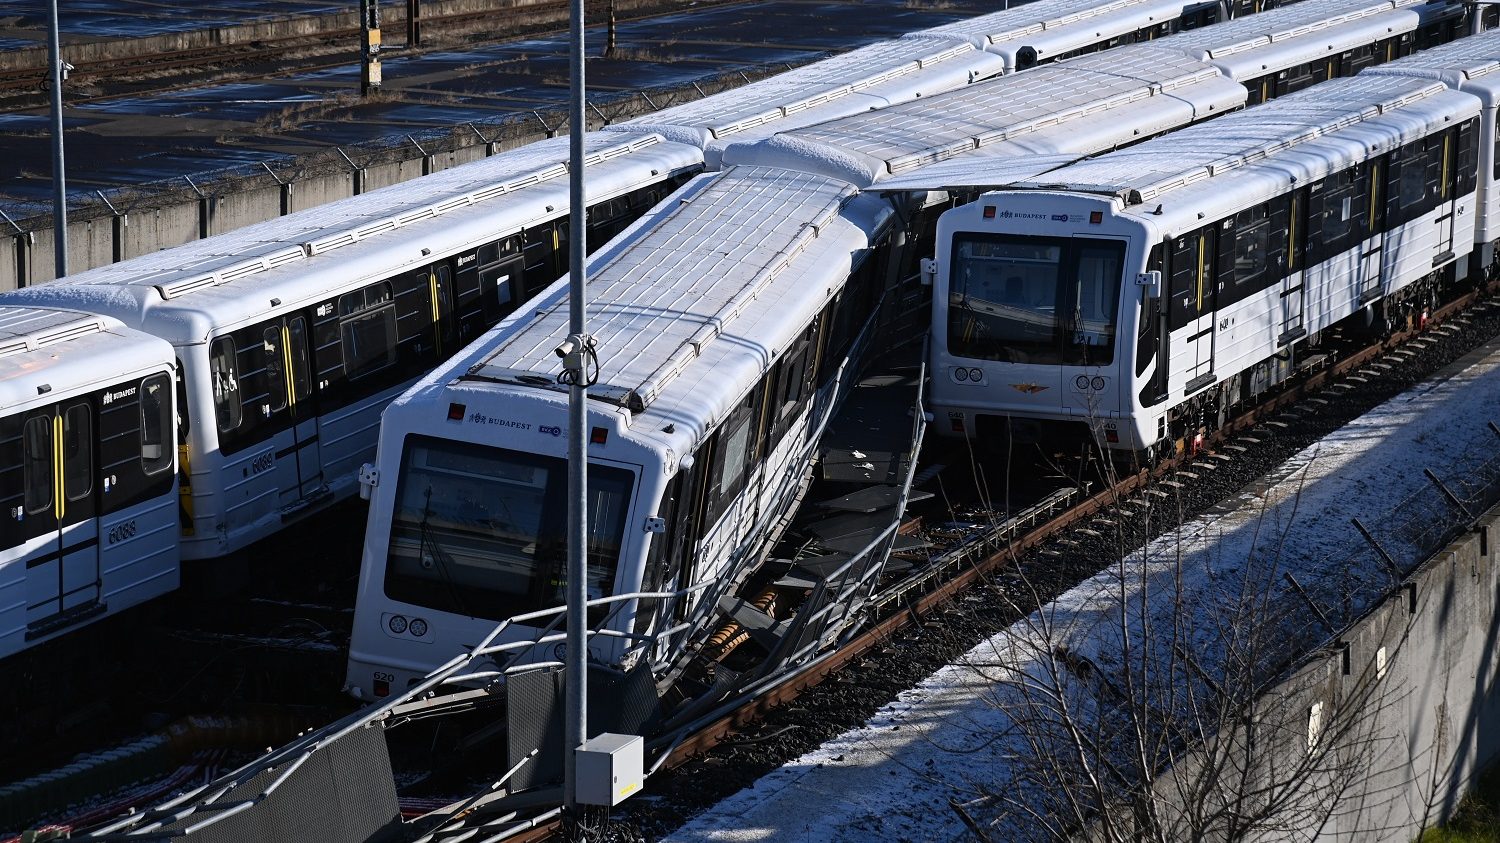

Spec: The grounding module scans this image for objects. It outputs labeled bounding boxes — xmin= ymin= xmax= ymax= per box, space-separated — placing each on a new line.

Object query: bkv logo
xmin=539 ymin=425 xmax=562 ymax=437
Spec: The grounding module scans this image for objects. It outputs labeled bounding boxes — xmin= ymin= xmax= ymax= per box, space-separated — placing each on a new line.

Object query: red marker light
xmin=1089 ymin=211 xmax=1103 ymax=225
xmin=447 ymin=403 xmax=466 ymax=421
xmin=373 ymin=678 xmax=390 ymax=697
xmin=983 ymin=206 xmax=996 ymax=219
xmin=950 ymin=417 xmax=966 ymax=434
xmin=590 ymin=426 xmax=609 ymax=445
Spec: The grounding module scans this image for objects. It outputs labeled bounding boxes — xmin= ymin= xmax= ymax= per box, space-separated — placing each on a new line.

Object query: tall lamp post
xmin=562 ymin=0 xmax=591 ymax=822
xmin=47 ymin=0 xmax=69 ymax=278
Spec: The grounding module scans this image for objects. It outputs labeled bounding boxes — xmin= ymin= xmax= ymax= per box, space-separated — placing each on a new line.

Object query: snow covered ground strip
xmin=664 ymin=337 xmax=1500 ymax=843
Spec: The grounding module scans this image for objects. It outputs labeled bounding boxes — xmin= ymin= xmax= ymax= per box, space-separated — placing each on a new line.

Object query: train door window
xmin=1457 ymin=119 xmax=1478 ymax=197
xmin=262 ymin=326 xmax=288 ymax=414
xmin=522 ymin=223 xmax=558 ymax=296
xmin=63 ymin=404 xmax=91 ymax=501
xmin=210 ymin=336 xmax=241 ymax=433
xmin=287 ymin=317 xmax=312 ymax=401
xmin=23 ymin=416 xmax=52 ymax=515
xmin=1167 ymin=230 xmax=1211 ymax=330
xmin=1441 ymin=129 xmax=1455 ymax=202
xmin=1368 ymin=159 xmax=1384 ymax=234
xmin=140 ymin=374 xmax=173 ymax=476
xmin=1288 ymin=190 xmax=1305 ymax=272
xmin=339 ymin=282 xmax=398 ymax=381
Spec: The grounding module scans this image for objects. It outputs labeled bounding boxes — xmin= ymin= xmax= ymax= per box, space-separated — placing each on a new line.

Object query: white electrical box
xmin=576 ymin=733 xmax=644 ymax=806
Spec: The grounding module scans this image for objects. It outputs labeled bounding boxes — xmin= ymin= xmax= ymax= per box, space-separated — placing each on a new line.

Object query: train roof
xmin=720 ymin=46 xmax=1242 ymax=187
xmin=922 ymin=0 xmax=1192 ymax=50
xmin=1 ymin=131 xmax=700 ymax=342
xmin=435 ymin=166 xmax=890 ymax=451
xmin=1161 ymin=0 xmax=1419 ymax=56
xmin=0 ymin=307 xmax=172 ymax=411
xmin=1362 ymin=28 xmax=1500 ymax=94
xmin=615 ymin=36 xmax=1004 ymax=156
xmin=1000 ymin=74 xmax=1479 ymax=236
xmin=1016 ymin=74 xmax=1461 ymax=202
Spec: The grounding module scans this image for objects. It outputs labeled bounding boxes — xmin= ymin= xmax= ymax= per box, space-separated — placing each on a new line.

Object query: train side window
xmin=262 ymin=326 xmax=288 ymax=414
xmin=706 ymin=393 xmax=758 ymax=523
xmin=23 ymin=416 xmax=53 ymax=515
xmin=1232 ymin=205 xmax=1270 ymax=295
xmin=210 ymin=336 xmax=241 ymax=433
xmin=339 ymin=282 xmax=398 ymax=380
xmin=63 ymin=403 xmax=92 ymax=501
xmin=140 ymin=374 xmax=173 ymax=476
xmin=1398 ymin=141 xmax=1428 ymax=211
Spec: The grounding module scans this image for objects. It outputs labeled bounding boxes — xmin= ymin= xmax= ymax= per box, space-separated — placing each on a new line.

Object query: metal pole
xmin=361 ymin=0 xmax=382 ymax=96
xmin=47 ymin=0 xmax=67 ymax=278
xmin=563 ymin=0 xmax=588 ymax=818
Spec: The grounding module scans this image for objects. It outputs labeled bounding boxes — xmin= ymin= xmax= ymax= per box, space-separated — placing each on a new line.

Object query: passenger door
xmin=13 ymin=401 xmax=102 ymax=639
xmin=259 ymin=314 xmax=323 ymax=506
xmin=1168 ymin=228 xmax=1216 ymax=395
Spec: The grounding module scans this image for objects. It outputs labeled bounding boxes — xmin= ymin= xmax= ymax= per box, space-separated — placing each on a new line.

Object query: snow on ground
xmin=664 ymin=337 xmax=1500 ymax=842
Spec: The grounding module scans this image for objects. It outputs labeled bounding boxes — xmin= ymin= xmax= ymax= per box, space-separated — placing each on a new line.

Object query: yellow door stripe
xmin=54 ymin=414 xmax=64 ymax=521
xmin=281 ymin=324 xmax=296 ymax=411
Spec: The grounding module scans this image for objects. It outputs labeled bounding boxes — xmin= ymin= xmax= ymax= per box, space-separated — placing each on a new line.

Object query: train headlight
xmin=388 ymin=615 xmax=409 ymax=634
xmin=1075 ymin=375 xmax=1091 ymax=391
xmin=1091 ymin=376 xmax=1106 ymax=391
xmin=968 ymin=368 xmax=983 ymax=383
xmin=954 ymin=368 xmax=969 ymax=382
xmin=409 ymin=618 xmax=428 ymax=637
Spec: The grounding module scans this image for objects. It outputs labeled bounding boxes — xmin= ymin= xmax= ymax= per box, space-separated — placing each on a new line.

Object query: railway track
xmin=498 ymin=281 xmax=1500 ymax=842
xmin=4 ymin=283 xmax=1496 ymax=838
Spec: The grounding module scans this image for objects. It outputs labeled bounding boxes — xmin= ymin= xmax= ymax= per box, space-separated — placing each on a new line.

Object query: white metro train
xmin=343 ymin=0 xmax=1484 ymax=697
xmin=929 ymin=59 xmax=1495 ymax=458
xmin=345 ymin=168 xmax=897 ymax=700
xmin=2 ymin=133 xmax=701 ymax=566
xmin=0 ymin=309 xmax=179 ymax=656
xmin=0 ymin=0 xmax=1271 ymax=661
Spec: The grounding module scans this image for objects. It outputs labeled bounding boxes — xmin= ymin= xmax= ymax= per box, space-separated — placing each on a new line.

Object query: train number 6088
xmin=107 ymin=520 xmax=138 ymax=545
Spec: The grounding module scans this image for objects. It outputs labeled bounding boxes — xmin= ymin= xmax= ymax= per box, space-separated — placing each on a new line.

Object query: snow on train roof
xmin=465 ymin=167 xmax=869 ymax=417
xmin=1159 ymin=0 xmax=1413 ymax=56
xmin=617 ymin=37 xmax=1000 ymax=147
xmin=722 ymin=46 xmax=1241 ymax=186
xmin=18 ymin=131 xmax=689 ymax=304
xmin=921 ymin=0 xmax=1183 ymax=48
xmin=0 ymin=307 xmax=169 ymax=408
xmin=1017 ymin=74 xmax=1458 ymax=203
xmin=1362 ymin=27 xmax=1500 ymax=83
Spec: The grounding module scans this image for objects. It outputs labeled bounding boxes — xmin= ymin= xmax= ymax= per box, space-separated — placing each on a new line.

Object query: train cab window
xmin=23 ymin=416 xmax=52 ymax=515
xmin=210 ymin=336 xmax=241 ymax=433
xmin=340 ymin=282 xmax=398 ymax=381
xmin=382 ymin=436 xmax=633 ymax=622
xmin=63 ymin=404 xmax=92 ymax=501
xmin=706 ymin=392 xmax=760 ymax=522
xmin=262 ymin=326 xmax=288 ymax=414
xmin=140 ymin=374 xmax=173 ymax=476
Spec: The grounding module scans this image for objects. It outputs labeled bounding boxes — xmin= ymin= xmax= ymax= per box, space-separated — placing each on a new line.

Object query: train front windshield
xmin=947 ymin=233 xmax=1124 ymax=366
xmin=383 ymin=435 xmax=633 ymax=622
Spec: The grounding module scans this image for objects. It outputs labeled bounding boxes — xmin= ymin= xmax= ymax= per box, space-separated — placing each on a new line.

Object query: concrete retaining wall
xmin=0 ymin=58 xmax=786 ymax=292
xmin=1106 ymin=506 xmax=1500 ymax=841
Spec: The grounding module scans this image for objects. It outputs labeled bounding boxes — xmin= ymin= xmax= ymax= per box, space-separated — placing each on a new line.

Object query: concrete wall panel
xmin=208 ymin=185 xmax=282 ymax=235
xmin=289 ymin=171 xmax=356 ymax=214
xmin=123 ymin=205 xmax=201 ymax=261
